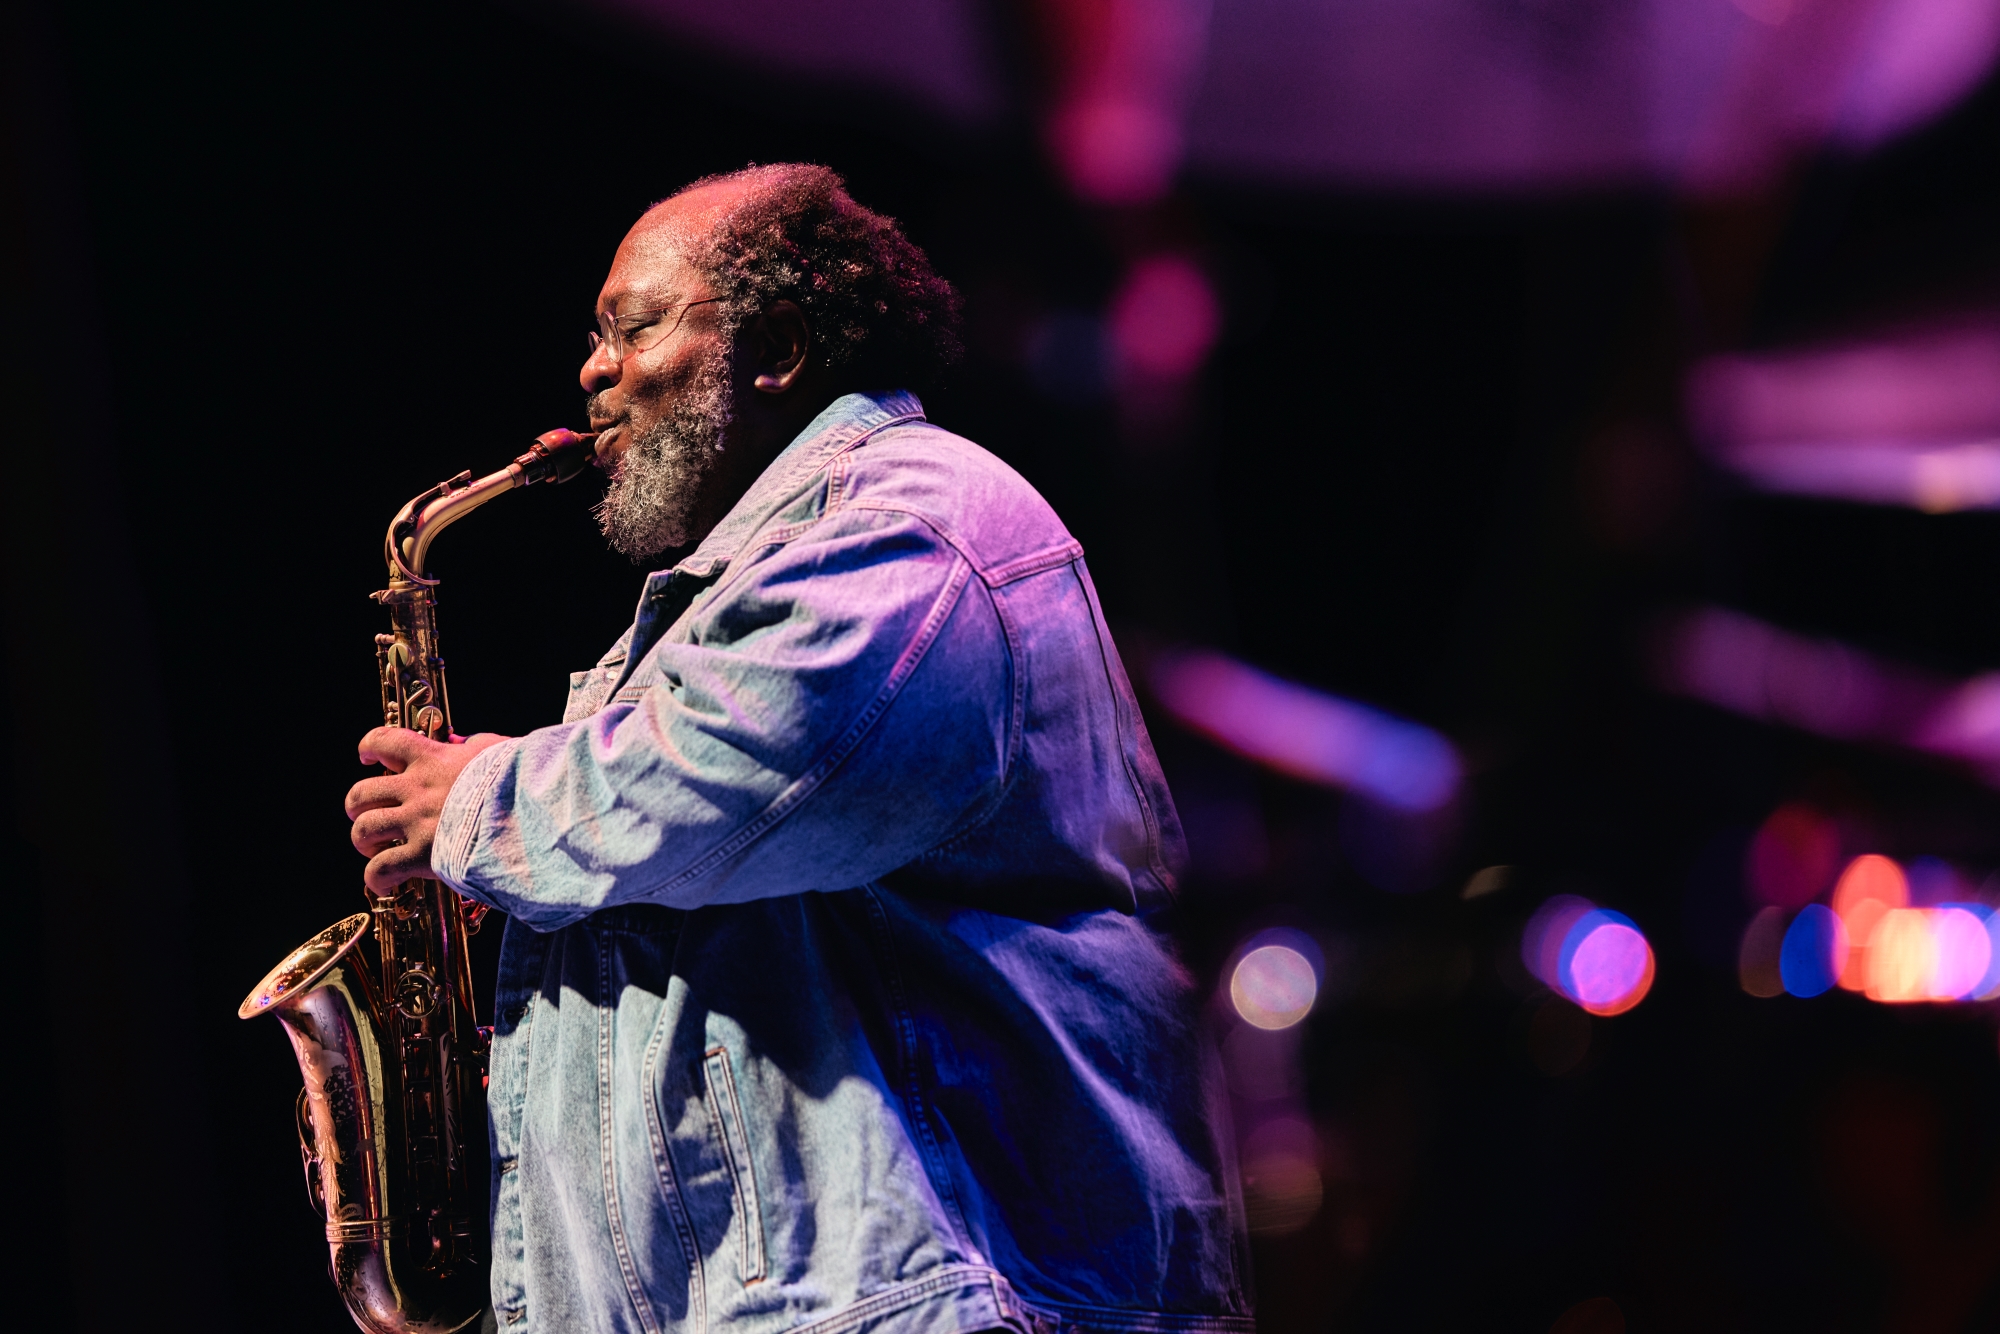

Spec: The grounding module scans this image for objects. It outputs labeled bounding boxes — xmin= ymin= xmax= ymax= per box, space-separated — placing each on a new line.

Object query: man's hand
xmin=346 ymin=727 xmax=510 ymax=894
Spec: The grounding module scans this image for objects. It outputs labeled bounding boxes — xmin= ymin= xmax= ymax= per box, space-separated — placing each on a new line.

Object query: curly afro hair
xmin=665 ymin=164 xmax=963 ymax=395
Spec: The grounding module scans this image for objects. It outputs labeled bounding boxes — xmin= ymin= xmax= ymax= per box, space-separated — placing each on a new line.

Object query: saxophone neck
xmin=384 ymin=428 xmax=597 ymax=583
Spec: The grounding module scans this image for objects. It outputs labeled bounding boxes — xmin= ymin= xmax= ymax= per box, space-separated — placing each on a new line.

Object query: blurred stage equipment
xmin=572 ymin=0 xmax=2000 ymax=194
xmin=237 ymin=429 xmax=596 ymax=1334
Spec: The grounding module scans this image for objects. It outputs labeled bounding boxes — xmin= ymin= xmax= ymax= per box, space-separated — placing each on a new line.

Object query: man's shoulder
xmin=833 ymin=418 xmax=1081 ymax=583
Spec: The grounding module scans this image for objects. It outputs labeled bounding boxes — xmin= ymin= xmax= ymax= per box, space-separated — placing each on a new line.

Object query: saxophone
xmin=239 ymin=428 xmax=596 ymax=1334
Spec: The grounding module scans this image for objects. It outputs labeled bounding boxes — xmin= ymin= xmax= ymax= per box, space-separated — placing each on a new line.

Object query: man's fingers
xmin=350 ymin=807 xmax=411 ymax=857
xmin=363 ymin=840 xmax=433 ymax=895
xmin=358 ymin=725 xmax=429 ymax=772
xmin=345 ymin=773 xmax=406 ymax=820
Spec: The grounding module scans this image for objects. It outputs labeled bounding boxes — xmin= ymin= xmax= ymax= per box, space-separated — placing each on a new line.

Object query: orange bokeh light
xmin=1866 ymin=908 xmax=1938 ymax=1003
xmin=1831 ymin=854 xmax=1908 ymax=992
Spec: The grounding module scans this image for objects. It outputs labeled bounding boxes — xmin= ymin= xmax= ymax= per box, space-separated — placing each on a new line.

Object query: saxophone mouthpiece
xmin=516 ymin=428 xmax=599 ymax=487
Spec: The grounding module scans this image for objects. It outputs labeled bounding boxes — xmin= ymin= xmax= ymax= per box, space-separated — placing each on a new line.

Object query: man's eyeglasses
xmin=586 ymin=296 xmax=722 ymax=363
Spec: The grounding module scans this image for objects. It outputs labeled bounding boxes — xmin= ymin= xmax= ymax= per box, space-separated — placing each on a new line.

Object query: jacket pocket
xmin=702 ymin=1046 xmax=766 ymax=1283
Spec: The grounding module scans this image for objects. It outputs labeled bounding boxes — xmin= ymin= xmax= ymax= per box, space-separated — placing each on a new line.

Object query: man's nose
xmin=580 ymin=341 xmax=622 ymax=395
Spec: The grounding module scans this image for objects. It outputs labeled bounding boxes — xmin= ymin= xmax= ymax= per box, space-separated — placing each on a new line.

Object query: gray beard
xmin=592 ymin=345 xmax=735 ymax=561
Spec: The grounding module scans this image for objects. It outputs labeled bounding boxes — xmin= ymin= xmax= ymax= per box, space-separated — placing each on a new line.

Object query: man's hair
xmin=666 ymin=164 xmax=962 ymax=394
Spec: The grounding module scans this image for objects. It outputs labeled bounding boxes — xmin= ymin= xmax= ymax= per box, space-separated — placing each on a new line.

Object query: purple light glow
xmin=1184 ymin=0 xmax=2000 ymax=191
xmin=1654 ymin=606 xmax=2000 ymax=786
xmin=569 ymin=0 xmax=2000 ymax=197
xmin=1689 ymin=324 xmax=2000 ymax=511
xmin=1716 ymin=439 xmax=2000 ymax=513
xmin=1146 ymin=647 xmax=1461 ymax=811
xmin=1522 ymin=896 xmax=1598 ymax=991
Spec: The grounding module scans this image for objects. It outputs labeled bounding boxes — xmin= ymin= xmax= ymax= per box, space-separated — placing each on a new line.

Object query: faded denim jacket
xmin=433 ymin=391 xmax=1251 ymax=1334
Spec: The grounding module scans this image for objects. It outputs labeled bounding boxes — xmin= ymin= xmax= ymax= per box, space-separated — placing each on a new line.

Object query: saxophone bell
xmin=241 ymin=429 xmax=593 ymax=1334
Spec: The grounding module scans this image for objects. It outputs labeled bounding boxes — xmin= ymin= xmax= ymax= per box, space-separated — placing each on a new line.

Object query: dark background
xmin=6 ymin=0 xmax=2000 ymax=1330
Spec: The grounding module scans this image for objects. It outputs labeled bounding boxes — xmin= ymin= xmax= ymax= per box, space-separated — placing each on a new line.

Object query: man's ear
xmin=750 ymin=300 xmax=811 ymax=394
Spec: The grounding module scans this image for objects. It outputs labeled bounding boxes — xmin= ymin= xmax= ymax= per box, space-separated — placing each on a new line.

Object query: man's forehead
xmin=600 ymin=183 xmax=744 ymax=307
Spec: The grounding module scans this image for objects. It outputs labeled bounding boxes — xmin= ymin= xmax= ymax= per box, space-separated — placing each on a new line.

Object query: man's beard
xmin=592 ymin=344 xmax=735 ymax=561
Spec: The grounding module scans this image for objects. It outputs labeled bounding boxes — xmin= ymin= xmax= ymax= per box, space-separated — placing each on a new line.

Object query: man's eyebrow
xmin=602 ymin=285 xmax=690 ymax=318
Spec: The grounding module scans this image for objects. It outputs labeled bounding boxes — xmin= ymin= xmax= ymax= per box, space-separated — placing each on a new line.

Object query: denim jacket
xmin=433 ymin=392 xmax=1251 ymax=1334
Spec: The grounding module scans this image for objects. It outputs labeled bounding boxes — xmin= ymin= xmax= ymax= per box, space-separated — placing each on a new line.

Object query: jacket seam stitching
xmin=904 ymin=579 xmax=1021 ymax=861
xmin=692 ymin=409 xmax=924 ymax=584
xmin=442 ymin=742 xmax=511 ymax=887
xmin=489 ymin=939 xmax=543 ymax=1317
xmin=639 ymin=983 xmax=708 ymax=1334
xmin=641 ymin=553 xmax=976 ymax=897
xmin=776 ymin=1264 xmax=1005 ymax=1334
xmin=597 ymin=939 xmax=663 ymax=1334
xmin=843 ymin=499 xmax=1081 ymax=588
xmin=1075 ymin=560 xmax=1173 ymax=895
xmin=701 ymin=1045 xmax=767 ymax=1284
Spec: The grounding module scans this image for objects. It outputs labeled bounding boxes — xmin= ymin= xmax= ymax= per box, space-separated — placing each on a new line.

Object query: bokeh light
xmin=1231 ymin=944 xmax=1319 ymax=1030
xmin=1739 ymin=905 xmax=1788 ymax=999
xmin=1238 ymin=1117 xmax=1324 ymax=1237
xmin=1832 ymin=854 xmax=1908 ymax=991
xmin=1929 ymin=907 xmax=1992 ymax=999
xmin=1560 ymin=912 xmax=1655 ymax=1016
xmin=1747 ymin=802 xmax=1840 ymax=909
xmin=1866 ymin=908 xmax=1936 ymax=1003
xmin=1524 ymin=896 xmax=1654 ymax=1015
xmin=1978 ymin=911 xmax=2000 ymax=1001
xmin=1107 ymin=254 xmax=1220 ymax=382
xmin=1779 ymin=904 xmax=1849 ymax=998
xmin=1523 ymin=896 xmax=1596 ymax=989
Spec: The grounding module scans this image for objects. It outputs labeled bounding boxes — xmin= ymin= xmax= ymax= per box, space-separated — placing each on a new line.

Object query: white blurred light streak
xmin=1147 ymin=647 xmax=1461 ymax=811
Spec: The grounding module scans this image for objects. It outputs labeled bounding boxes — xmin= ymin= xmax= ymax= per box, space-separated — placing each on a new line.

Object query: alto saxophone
xmin=239 ymin=429 xmax=596 ymax=1334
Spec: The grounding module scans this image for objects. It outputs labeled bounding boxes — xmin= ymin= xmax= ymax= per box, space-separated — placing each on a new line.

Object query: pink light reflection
xmin=1145 ymin=647 xmax=1461 ymax=811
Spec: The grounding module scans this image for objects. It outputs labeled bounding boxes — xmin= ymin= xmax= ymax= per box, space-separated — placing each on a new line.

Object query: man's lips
xmin=590 ymin=422 xmax=626 ymax=467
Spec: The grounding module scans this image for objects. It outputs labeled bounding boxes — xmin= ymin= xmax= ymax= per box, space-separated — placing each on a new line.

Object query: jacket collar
xmin=660 ymin=389 xmax=925 ymax=584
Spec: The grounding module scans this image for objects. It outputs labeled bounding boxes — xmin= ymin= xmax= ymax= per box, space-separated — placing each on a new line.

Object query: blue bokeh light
xmin=1779 ymin=904 xmax=1847 ymax=998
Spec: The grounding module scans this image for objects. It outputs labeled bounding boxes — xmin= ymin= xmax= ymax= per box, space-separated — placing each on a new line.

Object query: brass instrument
xmin=240 ymin=429 xmax=596 ymax=1334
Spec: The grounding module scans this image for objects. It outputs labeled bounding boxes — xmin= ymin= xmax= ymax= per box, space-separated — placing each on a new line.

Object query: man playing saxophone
xmin=343 ymin=165 xmax=1249 ymax=1334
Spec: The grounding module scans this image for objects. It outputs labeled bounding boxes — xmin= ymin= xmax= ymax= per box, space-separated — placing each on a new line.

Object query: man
xmin=345 ymin=164 xmax=1249 ymax=1334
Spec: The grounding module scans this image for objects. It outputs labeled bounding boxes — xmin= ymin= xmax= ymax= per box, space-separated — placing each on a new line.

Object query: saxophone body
xmin=240 ymin=430 xmax=595 ymax=1334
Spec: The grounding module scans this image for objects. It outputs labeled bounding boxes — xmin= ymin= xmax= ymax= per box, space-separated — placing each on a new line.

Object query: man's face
xmin=581 ymin=198 xmax=739 ymax=559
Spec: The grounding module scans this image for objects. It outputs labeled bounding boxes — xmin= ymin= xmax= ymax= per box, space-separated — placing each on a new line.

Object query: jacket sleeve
xmin=430 ymin=507 xmax=1011 ymax=929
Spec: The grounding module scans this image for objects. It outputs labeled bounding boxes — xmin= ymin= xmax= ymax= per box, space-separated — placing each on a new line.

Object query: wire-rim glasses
xmin=587 ymin=296 xmax=722 ymax=363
